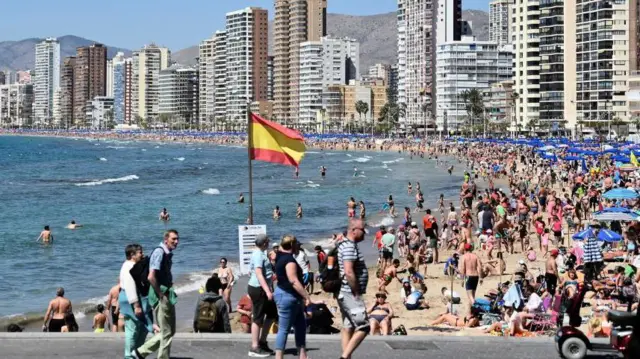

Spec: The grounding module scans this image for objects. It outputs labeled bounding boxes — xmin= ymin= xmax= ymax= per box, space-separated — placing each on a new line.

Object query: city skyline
xmin=0 ymin=0 xmax=490 ymax=51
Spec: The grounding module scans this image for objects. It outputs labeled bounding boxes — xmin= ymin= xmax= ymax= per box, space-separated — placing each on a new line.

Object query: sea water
xmin=0 ymin=135 xmax=464 ymax=319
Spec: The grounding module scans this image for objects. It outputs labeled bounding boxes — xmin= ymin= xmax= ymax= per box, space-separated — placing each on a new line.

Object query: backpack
xmin=195 ymin=299 xmax=218 ymax=333
xmin=129 ymin=247 xmax=165 ymax=297
xmin=320 ymin=242 xmax=345 ymax=294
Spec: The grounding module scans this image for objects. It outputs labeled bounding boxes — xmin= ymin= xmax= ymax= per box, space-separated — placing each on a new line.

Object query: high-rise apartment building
xmin=436 ymin=0 xmax=462 ymax=44
xmin=575 ymin=0 xmax=637 ymax=124
xmin=0 ymin=71 xmax=5 ymax=85
xmin=512 ymin=0 xmax=540 ymax=128
xmin=273 ymin=0 xmax=327 ymax=125
xmin=369 ymin=63 xmax=391 ymax=85
xmin=111 ymin=52 xmax=127 ymax=125
xmin=397 ymin=0 xmax=407 ymax=108
xmin=435 ymin=38 xmax=513 ymax=130
xmin=538 ymin=0 xmax=576 ymax=126
xmin=0 ymin=83 xmax=34 ymax=127
xmin=124 ymin=58 xmax=133 ymax=124
xmin=267 ymin=56 xmax=275 ymax=101
xmin=397 ymin=0 xmax=436 ymax=127
xmin=131 ymin=44 xmax=171 ymax=123
xmin=33 ymin=38 xmax=60 ymax=125
xmin=489 ymin=0 xmax=510 ymax=46
xmin=198 ymin=31 xmax=228 ymax=127
xmin=106 ymin=59 xmax=114 ymax=98
xmin=159 ymin=65 xmax=199 ymax=126
xmin=73 ymin=44 xmax=107 ymax=124
xmin=299 ymin=36 xmax=360 ymax=124
xmin=225 ymin=7 xmax=268 ymax=123
xmin=59 ymin=57 xmax=75 ymax=127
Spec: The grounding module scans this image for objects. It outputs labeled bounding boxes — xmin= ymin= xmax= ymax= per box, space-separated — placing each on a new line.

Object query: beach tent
xmin=602 ymin=188 xmax=639 ymax=200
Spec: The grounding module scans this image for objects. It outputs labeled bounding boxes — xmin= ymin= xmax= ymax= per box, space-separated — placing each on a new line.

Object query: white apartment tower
xmin=198 ymin=36 xmax=215 ymax=126
xmin=198 ymin=31 xmax=228 ymax=128
xmin=131 ymin=44 xmax=171 ymax=123
xmin=158 ymin=65 xmax=199 ymax=126
xmin=397 ymin=0 xmax=407 ymax=108
xmin=106 ymin=59 xmax=114 ymax=98
xmin=225 ymin=7 xmax=268 ymax=124
xmin=436 ymin=38 xmax=513 ymax=130
xmin=489 ymin=0 xmax=510 ymax=46
xmin=436 ymin=0 xmax=462 ymax=45
xmin=575 ymin=0 xmax=637 ymax=125
xmin=397 ymin=0 xmax=436 ymax=128
xmin=33 ymin=38 xmax=60 ymax=125
xmin=511 ymin=0 xmax=540 ymax=128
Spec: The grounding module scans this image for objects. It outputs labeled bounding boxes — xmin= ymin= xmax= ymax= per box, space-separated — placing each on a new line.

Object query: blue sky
xmin=0 ymin=0 xmax=488 ymax=50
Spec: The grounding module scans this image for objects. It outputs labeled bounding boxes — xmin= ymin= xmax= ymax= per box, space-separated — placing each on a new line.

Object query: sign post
xmin=238 ymin=225 xmax=267 ymax=275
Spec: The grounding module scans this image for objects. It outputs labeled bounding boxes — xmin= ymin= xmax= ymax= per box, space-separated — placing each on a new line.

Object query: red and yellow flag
xmin=249 ymin=113 xmax=306 ymax=167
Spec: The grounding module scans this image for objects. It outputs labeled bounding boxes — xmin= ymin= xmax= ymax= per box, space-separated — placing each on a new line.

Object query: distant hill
xmin=0 ymin=35 xmax=131 ymax=71
xmin=173 ymin=10 xmax=489 ymax=70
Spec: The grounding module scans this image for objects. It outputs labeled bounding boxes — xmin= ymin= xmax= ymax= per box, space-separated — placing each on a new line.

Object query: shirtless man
xmin=238 ymin=193 xmax=245 ymax=203
xmin=378 ymin=259 xmax=403 ymax=294
xmin=43 ymin=287 xmax=72 ymax=332
xmin=459 ymin=244 xmax=483 ymax=312
xmin=66 ymin=220 xmax=83 ymax=230
xmin=545 ymin=249 xmax=559 ymax=296
xmin=36 ymin=225 xmax=53 ymax=244
xmin=159 ymin=208 xmax=170 ymax=221
xmin=106 ymin=281 xmax=122 ymax=332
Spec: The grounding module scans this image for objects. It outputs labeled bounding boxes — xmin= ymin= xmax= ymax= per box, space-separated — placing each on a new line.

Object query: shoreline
xmin=1 ymin=130 xmax=507 ymax=336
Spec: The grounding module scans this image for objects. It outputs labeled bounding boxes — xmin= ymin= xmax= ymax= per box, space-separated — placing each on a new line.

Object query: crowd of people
xmin=9 ymin=132 xmax=640 ymax=358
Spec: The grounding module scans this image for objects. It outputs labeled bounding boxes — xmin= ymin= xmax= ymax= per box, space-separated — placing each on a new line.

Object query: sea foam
xmin=75 ymin=175 xmax=139 ymax=187
xmin=202 ymin=188 xmax=221 ymax=195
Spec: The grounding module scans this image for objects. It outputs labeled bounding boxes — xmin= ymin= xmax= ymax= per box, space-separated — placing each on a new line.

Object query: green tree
xmin=510 ymin=91 xmax=520 ymax=135
xmin=461 ymin=89 xmax=484 ymax=136
xmin=158 ymin=113 xmax=171 ymax=129
xmin=134 ymin=115 xmax=147 ymax=129
xmin=104 ymin=109 xmax=115 ymax=129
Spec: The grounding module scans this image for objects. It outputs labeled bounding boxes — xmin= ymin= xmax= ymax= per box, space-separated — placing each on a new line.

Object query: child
xmin=92 ymin=304 xmax=107 ymax=333
xmin=440 ymin=223 xmax=450 ymax=249
xmin=534 ymin=216 xmax=545 ymax=252
xmin=486 ymin=230 xmax=496 ymax=260
xmin=541 ymin=228 xmax=550 ymax=258
xmin=552 ymin=215 xmax=563 ymax=245
xmin=527 ymin=246 xmax=537 ymax=262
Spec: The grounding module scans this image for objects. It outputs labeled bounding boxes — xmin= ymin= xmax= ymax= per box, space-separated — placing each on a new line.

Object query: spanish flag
xmin=631 ymin=151 xmax=639 ymax=167
xmin=249 ymin=113 xmax=306 ymax=167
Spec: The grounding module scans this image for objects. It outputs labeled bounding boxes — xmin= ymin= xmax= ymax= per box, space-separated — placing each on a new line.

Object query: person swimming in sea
xmin=66 ymin=220 xmax=83 ymax=230
xmin=36 ymin=225 xmax=53 ymax=244
xmin=296 ymin=203 xmax=303 ymax=218
xmin=353 ymin=167 xmax=358 ymax=177
xmin=159 ymin=208 xmax=170 ymax=221
xmin=273 ymin=206 xmax=282 ymax=220
xmin=320 ymin=165 xmax=326 ymax=178
xmin=238 ymin=193 xmax=245 ymax=203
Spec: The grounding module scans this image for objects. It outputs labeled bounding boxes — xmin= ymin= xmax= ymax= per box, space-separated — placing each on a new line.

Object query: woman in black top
xmin=273 ymin=235 xmax=314 ymax=359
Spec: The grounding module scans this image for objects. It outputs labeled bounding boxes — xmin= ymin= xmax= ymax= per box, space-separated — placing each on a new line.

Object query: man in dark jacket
xmin=193 ymin=277 xmax=231 ymax=333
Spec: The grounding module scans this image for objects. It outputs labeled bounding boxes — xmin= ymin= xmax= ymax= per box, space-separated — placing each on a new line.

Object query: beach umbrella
xmin=562 ymin=155 xmax=582 ymax=161
xmin=539 ymin=145 xmax=555 ymax=151
xmin=572 ymin=228 xmax=622 ymax=242
xmin=618 ymin=164 xmax=637 ymax=172
xmin=597 ymin=229 xmax=623 ymax=242
xmin=572 ymin=228 xmax=595 ymax=240
xmin=602 ymin=188 xmax=639 ymax=200
xmin=612 ymin=155 xmax=631 ymax=163
xmin=592 ymin=208 xmax=640 ymax=221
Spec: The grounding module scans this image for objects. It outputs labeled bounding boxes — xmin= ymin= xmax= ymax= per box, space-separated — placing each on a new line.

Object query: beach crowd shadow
xmin=409 ymin=325 xmax=460 ymax=333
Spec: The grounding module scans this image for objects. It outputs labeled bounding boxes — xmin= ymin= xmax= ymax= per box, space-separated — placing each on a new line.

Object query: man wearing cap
xmin=459 ymin=243 xmax=483 ymax=313
xmin=545 ymin=249 xmax=559 ymax=296
xmin=247 ymin=234 xmax=277 ymax=357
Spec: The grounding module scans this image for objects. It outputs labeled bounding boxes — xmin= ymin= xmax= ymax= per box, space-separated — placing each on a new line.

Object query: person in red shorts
xmin=236 ymin=294 xmax=253 ymax=333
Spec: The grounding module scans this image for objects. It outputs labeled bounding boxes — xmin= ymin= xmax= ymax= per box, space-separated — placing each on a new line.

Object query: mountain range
xmin=0 ymin=10 xmax=488 ymax=72
xmin=0 ymin=35 xmax=130 ymax=71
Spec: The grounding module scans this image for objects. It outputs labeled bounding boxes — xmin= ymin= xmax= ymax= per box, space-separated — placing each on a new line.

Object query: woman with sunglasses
xmin=367 ymin=292 xmax=394 ymax=335
xmin=217 ymin=257 xmax=235 ymax=312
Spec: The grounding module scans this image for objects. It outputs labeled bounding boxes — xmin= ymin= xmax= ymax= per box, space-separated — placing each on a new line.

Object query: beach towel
xmin=503 ymin=283 xmax=524 ymax=310
xmin=118 ymin=290 xmax=154 ymax=333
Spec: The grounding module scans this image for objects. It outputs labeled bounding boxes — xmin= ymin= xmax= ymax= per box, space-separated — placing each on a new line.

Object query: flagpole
xmin=247 ymin=102 xmax=254 ymax=225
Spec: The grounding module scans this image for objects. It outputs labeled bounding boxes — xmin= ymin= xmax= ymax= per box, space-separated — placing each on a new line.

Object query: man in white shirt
xmin=119 ymin=244 xmax=147 ymax=359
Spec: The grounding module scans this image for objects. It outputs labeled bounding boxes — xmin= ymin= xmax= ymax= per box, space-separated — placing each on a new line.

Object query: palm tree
xmin=461 ymin=89 xmax=484 ymax=137
xmin=632 ymin=115 xmax=640 ymax=134
xmin=354 ymin=101 xmax=367 ymax=133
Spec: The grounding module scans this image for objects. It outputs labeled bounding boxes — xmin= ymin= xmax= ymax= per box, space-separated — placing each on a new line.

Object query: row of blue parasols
xmin=574 ymin=188 xmax=640 ymax=242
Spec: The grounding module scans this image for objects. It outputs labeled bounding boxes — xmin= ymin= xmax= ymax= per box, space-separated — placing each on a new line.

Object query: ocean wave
xmin=75 ymin=175 xmax=139 ymax=187
xmin=345 ymin=157 xmax=371 ymax=163
xmin=99 ymin=157 xmax=107 ymax=161
xmin=306 ymin=151 xmax=321 ymax=154
xmin=106 ymin=146 xmax=127 ymax=149
xmin=382 ymin=158 xmax=404 ymax=164
xmin=141 ymin=149 xmax=147 ymax=152
xmin=174 ymin=157 xmax=185 ymax=161
xmin=305 ymin=183 xmax=320 ymax=188
xmin=370 ymin=216 xmax=395 ymax=228
xmin=202 ymin=188 xmax=220 ymax=195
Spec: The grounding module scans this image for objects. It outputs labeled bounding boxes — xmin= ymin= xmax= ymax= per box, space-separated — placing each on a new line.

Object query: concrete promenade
xmin=0 ymin=333 xmax=611 ymax=359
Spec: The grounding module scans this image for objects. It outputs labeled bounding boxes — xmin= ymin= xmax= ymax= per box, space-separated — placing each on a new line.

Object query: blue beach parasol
xmin=572 ymin=228 xmax=622 ymax=242
xmin=602 ymin=188 xmax=640 ymax=200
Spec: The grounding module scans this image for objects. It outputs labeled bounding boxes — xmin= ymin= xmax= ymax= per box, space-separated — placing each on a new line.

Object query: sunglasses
xmin=376 ymin=295 xmax=386 ymax=299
